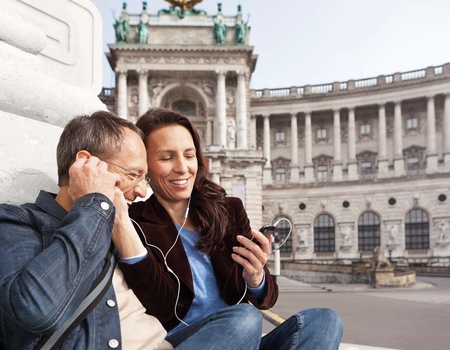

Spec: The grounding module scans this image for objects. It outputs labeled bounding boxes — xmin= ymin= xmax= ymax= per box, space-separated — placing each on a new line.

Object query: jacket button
xmin=106 ymin=299 xmax=116 ymax=307
xmin=108 ymin=339 xmax=119 ymax=348
xmin=101 ymin=202 xmax=110 ymax=210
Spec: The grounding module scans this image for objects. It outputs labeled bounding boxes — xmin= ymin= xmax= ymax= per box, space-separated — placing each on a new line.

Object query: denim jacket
xmin=0 ymin=191 xmax=122 ymax=349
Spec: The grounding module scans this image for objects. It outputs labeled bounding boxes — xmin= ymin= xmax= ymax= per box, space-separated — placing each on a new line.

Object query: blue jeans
xmin=260 ymin=308 xmax=343 ymax=350
xmin=166 ymin=304 xmax=263 ymax=350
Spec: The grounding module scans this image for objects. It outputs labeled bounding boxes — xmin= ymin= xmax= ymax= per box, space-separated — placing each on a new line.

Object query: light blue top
xmin=169 ymin=225 xmax=266 ymax=335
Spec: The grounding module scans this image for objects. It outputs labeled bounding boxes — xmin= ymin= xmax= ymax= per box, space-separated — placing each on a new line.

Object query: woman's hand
xmin=231 ymin=228 xmax=274 ymax=288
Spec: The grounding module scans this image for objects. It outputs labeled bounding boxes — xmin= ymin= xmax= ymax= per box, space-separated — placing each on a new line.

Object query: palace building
xmin=100 ymin=2 xmax=450 ymax=267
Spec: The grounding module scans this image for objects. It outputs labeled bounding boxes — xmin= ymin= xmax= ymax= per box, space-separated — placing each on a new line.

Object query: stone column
xmin=304 ymin=112 xmax=314 ymax=183
xmin=377 ymin=103 xmax=389 ymax=176
xmin=216 ymin=70 xmax=227 ymax=148
xmin=262 ymin=114 xmax=273 ymax=185
xmin=444 ymin=94 xmax=450 ymax=169
xmin=236 ymin=71 xmax=248 ymax=149
xmin=393 ymin=101 xmax=405 ymax=175
xmin=206 ymin=117 xmax=213 ymax=147
xmin=250 ymin=114 xmax=257 ymax=149
xmin=426 ymin=95 xmax=438 ymax=173
xmin=347 ymin=107 xmax=358 ymax=180
xmin=332 ymin=109 xmax=342 ymax=181
xmin=138 ymin=69 xmax=148 ymax=116
xmin=116 ymin=68 xmax=128 ymax=119
xmin=290 ymin=112 xmax=299 ymax=183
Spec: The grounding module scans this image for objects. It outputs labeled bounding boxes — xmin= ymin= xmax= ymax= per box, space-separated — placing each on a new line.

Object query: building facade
xmin=101 ymin=2 xmax=450 ymax=266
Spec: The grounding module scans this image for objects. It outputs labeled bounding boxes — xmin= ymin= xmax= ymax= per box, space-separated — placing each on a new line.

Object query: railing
xmin=269 ymin=88 xmax=290 ymax=97
xmin=251 ymin=63 xmax=449 ymax=99
xmin=355 ymin=77 xmax=377 ymax=88
xmin=311 ymin=84 xmax=333 ymax=94
xmin=401 ymin=69 xmax=426 ymax=81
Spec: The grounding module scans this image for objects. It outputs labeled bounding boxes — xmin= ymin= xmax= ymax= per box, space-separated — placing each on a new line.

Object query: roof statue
xmin=113 ymin=2 xmax=130 ymax=43
xmin=161 ymin=0 xmax=206 ymax=19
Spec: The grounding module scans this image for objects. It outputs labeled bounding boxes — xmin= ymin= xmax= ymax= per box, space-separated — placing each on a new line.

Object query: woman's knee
xmin=230 ymin=304 xmax=262 ymax=335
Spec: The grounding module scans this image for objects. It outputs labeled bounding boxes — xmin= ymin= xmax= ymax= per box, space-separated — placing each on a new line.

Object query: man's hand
xmin=231 ymin=228 xmax=274 ymax=288
xmin=68 ymin=156 xmax=121 ymax=202
xmin=111 ymin=187 xmax=147 ymax=259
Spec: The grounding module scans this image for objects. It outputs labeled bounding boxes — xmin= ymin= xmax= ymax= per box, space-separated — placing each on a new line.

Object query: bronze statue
xmin=113 ymin=14 xmax=130 ymax=43
xmin=214 ymin=17 xmax=227 ymax=44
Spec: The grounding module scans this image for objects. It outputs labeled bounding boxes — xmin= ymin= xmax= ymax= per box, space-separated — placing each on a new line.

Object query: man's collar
xmin=35 ymin=190 xmax=67 ymax=221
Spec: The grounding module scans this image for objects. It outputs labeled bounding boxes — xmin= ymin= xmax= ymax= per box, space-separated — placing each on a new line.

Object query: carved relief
xmin=436 ymin=220 xmax=450 ymax=243
xmin=296 ymin=228 xmax=309 ymax=248
xmin=340 ymin=226 xmax=352 ymax=247
xmin=387 ymin=224 xmax=398 ymax=245
xmin=190 ymin=79 xmax=215 ymax=105
xmin=226 ymin=87 xmax=235 ymax=106
xmin=340 ymin=126 xmax=348 ymax=143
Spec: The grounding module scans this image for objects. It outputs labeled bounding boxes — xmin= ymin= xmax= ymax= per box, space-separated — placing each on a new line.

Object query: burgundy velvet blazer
xmin=120 ymin=195 xmax=279 ymax=331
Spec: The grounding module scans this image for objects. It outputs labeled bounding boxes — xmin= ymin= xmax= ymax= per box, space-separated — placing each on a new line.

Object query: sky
xmin=91 ymin=0 xmax=450 ymax=89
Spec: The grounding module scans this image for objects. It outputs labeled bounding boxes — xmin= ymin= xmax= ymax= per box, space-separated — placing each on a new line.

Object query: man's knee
xmin=301 ymin=308 xmax=343 ymax=335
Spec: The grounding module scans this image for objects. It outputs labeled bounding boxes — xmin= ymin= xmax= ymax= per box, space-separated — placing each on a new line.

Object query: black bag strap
xmin=34 ymin=247 xmax=117 ymax=350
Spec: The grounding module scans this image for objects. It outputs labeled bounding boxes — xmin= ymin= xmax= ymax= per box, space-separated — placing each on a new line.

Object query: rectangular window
xmin=360 ymin=123 xmax=371 ymax=135
xmin=406 ymin=117 xmax=418 ymax=130
xmin=275 ymin=167 xmax=286 ymax=182
xmin=407 ymin=157 xmax=420 ymax=171
xmin=361 ymin=161 xmax=372 ymax=175
xmin=317 ymin=165 xmax=328 ymax=182
xmin=275 ymin=131 xmax=285 ymax=143
xmin=317 ymin=128 xmax=327 ymax=140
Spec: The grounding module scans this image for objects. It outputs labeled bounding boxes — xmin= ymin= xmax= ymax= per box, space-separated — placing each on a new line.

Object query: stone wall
xmin=0 ymin=0 xmax=105 ymax=204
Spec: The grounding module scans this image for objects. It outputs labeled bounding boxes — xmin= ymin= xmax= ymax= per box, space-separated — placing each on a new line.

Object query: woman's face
xmin=146 ymin=124 xmax=198 ymax=205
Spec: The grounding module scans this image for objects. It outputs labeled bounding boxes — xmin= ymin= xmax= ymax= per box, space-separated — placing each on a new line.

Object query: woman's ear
xmin=75 ymin=150 xmax=92 ymax=160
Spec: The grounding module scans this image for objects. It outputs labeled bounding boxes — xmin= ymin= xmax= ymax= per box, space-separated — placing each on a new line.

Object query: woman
xmin=119 ymin=108 xmax=343 ymax=349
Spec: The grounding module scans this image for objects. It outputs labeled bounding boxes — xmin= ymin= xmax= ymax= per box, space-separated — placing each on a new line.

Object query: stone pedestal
xmin=304 ymin=165 xmax=315 ymax=183
xmin=370 ymin=268 xmax=416 ymax=288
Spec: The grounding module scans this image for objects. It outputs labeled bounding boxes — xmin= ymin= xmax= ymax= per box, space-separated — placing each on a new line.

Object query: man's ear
xmin=75 ymin=150 xmax=92 ymax=160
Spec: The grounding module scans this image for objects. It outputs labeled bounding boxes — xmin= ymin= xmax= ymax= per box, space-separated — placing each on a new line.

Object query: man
xmin=0 ymin=111 xmax=171 ymax=349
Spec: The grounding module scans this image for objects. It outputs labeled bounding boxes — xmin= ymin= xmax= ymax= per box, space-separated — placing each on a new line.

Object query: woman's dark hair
xmin=136 ymin=108 xmax=228 ymax=254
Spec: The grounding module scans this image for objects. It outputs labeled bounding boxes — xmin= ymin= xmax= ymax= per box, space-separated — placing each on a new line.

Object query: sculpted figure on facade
xmin=213 ymin=17 xmax=227 ymax=44
xmin=297 ymin=228 xmax=309 ymax=248
xmin=437 ymin=221 xmax=449 ymax=243
xmin=227 ymin=118 xmax=236 ymax=149
xmin=235 ymin=7 xmax=249 ymax=45
xmin=226 ymin=88 xmax=234 ymax=106
xmin=137 ymin=20 xmax=149 ymax=44
xmin=150 ymin=80 xmax=164 ymax=105
xmin=197 ymin=80 xmax=214 ymax=104
xmin=388 ymin=224 xmax=398 ymax=245
xmin=341 ymin=226 xmax=352 ymax=246
xmin=113 ymin=4 xmax=130 ymax=43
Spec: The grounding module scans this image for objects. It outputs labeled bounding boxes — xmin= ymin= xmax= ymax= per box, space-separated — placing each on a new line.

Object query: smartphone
xmin=259 ymin=224 xmax=276 ymax=238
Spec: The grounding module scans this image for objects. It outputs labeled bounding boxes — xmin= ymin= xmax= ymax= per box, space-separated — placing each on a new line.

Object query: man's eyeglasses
xmin=105 ymin=161 xmax=148 ymax=186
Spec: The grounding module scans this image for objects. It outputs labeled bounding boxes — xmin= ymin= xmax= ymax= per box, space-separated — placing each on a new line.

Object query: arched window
xmin=405 ymin=209 xmax=429 ymax=249
xmin=358 ymin=212 xmax=380 ymax=251
xmin=314 ymin=214 xmax=335 ymax=252
xmin=273 ymin=216 xmax=292 ymax=254
xmin=172 ymin=99 xmax=196 ymax=116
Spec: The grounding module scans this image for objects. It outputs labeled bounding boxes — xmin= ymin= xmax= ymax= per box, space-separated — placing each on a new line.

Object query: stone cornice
xmin=108 ymin=44 xmax=255 ymax=53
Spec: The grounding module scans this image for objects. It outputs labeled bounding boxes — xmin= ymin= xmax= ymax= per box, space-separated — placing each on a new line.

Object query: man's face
xmin=108 ymin=128 xmax=148 ymax=204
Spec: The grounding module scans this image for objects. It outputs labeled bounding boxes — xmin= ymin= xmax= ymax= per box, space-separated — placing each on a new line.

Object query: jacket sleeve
xmin=118 ymin=244 xmax=191 ymax=326
xmin=218 ymin=197 xmax=279 ymax=309
xmin=0 ymin=194 xmax=114 ymax=334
